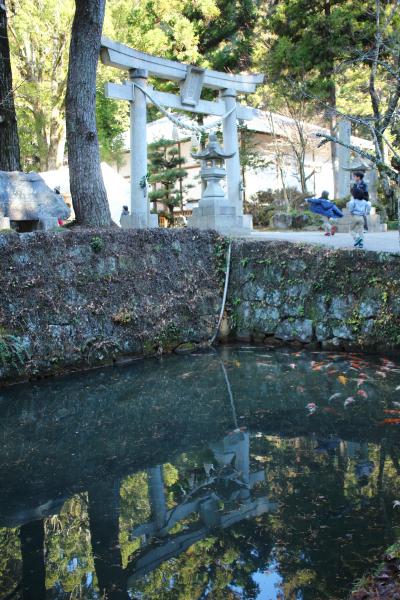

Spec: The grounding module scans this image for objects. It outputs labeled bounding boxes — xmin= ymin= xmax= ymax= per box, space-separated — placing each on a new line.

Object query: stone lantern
xmin=188 ymin=132 xmax=247 ymax=233
xmin=192 ymin=132 xmax=234 ymax=201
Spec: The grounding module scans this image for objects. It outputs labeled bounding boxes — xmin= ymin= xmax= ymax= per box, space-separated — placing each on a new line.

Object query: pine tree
xmin=148 ymin=139 xmax=188 ymax=226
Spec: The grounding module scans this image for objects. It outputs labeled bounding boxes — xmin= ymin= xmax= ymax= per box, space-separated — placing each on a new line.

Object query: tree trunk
xmin=19 ymin=520 xmax=46 ymax=600
xmin=66 ymin=0 xmax=111 ymax=227
xmin=47 ymin=119 xmax=66 ymax=170
xmin=0 ymin=1 xmax=21 ymax=171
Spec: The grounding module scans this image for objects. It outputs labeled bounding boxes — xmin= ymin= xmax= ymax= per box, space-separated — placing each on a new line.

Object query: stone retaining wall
xmin=1 ymin=231 xmax=400 ymax=385
xmin=226 ymin=240 xmax=400 ymax=352
xmin=0 ymin=229 xmax=222 ymax=384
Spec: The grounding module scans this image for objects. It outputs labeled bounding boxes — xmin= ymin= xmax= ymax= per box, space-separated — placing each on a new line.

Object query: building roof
xmin=122 ymin=109 xmax=372 ymax=152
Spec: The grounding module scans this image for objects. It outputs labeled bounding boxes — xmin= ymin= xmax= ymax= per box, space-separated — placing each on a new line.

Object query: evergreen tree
xmin=148 ymin=138 xmax=188 ymax=226
xmin=258 ymin=0 xmax=376 ymax=196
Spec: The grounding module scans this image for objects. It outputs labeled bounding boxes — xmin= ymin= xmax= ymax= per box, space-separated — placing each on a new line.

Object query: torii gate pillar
xmin=101 ymin=37 xmax=264 ymax=233
xmin=221 ymin=88 xmax=252 ymax=232
xmin=121 ymin=69 xmax=158 ymax=229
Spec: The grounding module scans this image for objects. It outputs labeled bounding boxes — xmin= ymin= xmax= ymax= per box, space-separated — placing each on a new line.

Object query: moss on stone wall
xmin=226 ymin=241 xmax=400 ymax=352
xmin=2 ymin=232 xmax=399 ymax=385
xmin=0 ymin=229 xmax=223 ymax=384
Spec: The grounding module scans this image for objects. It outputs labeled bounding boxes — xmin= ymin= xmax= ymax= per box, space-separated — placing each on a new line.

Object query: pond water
xmin=1 ymin=346 xmax=400 ymax=600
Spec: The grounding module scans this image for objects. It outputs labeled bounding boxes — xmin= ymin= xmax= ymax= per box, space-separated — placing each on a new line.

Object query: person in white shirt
xmin=348 ymin=197 xmax=371 ymax=249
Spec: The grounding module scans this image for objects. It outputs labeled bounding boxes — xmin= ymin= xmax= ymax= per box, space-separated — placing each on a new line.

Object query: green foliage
xmin=148 ymin=138 xmax=188 ymax=225
xmin=246 ymin=188 xmax=316 ymax=229
xmin=213 ymin=236 xmax=229 ymax=289
xmin=387 ymin=221 xmax=399 ymax=231
xmin=8 ymin=0 xmax=74 ymax=170
xmin=0 ymin=334 xmax=27 ymax=371
xmin=96 ymin=77 xmax=127 ymax=167
xmin=90 ymin=236 xmax=103 ymax=253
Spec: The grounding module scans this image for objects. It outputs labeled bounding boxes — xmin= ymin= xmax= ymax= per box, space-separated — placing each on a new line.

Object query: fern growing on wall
xmin=0 ymin=334 xmax=27 ymax=371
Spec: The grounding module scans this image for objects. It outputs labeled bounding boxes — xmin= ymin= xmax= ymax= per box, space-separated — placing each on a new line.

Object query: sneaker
xmin=354 ymin=237 xmax=362 ymax=247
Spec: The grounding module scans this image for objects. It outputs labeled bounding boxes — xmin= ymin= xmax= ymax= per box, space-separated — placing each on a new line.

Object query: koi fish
xmin=344 ymin=397 xmax=355 ymax=407
xmin=379 ymin=418 xmax=400 ymax=425
xmin=357 ymin=390 xmax=368 ymax=398
xmin=322 ymin=406 xmax=339 ymax=415
xmin=384 ymin=409 xmax=400 ymax=415
xmin=338 ymin=375 xmax=348 ymax=385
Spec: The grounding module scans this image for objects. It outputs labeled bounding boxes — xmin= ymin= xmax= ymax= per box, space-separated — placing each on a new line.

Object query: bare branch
xmin=316 ymin=131 xmax=398 ymax=181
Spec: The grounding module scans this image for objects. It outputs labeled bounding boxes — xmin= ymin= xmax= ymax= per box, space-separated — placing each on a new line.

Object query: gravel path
xmin=238 ymin=230 xmax=400 ymax=254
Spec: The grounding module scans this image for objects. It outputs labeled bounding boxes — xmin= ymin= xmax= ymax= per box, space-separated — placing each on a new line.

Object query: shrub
xmin=90 ymin=236 xmax=103 ymax=253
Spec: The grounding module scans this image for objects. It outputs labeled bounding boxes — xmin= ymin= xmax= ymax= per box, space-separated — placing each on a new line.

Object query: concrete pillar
xmin=367 ymin=168 xmax=378 ymax=203
xmin=233 ymin=431 xmax=250 ymax=485
xmin=337 ymin=121 xmax=351 ymax=199
xmin=148 ymin=465 xmax=167 ymax=530
xmin=129 ymin=69 xmax=150 ymax=228
xmin=221 ymin=89 xmax=242 ymax=214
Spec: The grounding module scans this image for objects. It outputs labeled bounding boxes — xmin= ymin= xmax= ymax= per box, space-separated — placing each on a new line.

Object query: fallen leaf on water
xmin=235 ymin=360 xmax=241 ymax=367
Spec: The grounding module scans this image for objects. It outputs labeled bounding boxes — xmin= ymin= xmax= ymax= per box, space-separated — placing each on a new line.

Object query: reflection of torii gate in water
xmin=125 ymin=353 xmax=276 ymax=587
xmin=100 ymin=38 xmax=264 ymax=234
xmin=127 ymin=430 xmax=277 ymax=586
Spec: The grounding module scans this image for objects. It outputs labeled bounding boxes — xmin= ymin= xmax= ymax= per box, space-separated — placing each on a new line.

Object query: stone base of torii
xmin=101 ymin=38 xmax=264 ymax=235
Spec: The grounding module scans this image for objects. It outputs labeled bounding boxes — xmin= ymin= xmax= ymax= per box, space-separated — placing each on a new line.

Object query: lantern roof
xmin=192 ymin=133 xmax=235 ymax=161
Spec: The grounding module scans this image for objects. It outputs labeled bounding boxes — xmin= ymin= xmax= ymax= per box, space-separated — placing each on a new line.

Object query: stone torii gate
xmin=100 ymin=38 xmax=264 ymax=233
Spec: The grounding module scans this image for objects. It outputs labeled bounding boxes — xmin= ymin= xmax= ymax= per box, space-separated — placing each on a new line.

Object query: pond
xmin=1 ymin=346 xmax=400 ymax=599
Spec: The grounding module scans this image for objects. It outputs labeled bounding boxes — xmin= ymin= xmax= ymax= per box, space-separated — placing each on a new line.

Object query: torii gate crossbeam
xmin=101 ymin=37 xmax=264 ymax=233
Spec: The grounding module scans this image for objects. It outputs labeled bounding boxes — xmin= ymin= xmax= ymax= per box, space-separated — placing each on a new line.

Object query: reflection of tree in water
xmin=126 ymin=431 xmax=274 ymax=599
xmin=259 ymin=436 xmax=400 ymax=600
xmin=0 ymin=527 xmax=21 ymax=598
xmin=2 ymin=349 xmax=400 ymax=598
xmin=129 ymin=520 xmax=274 ymax=600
